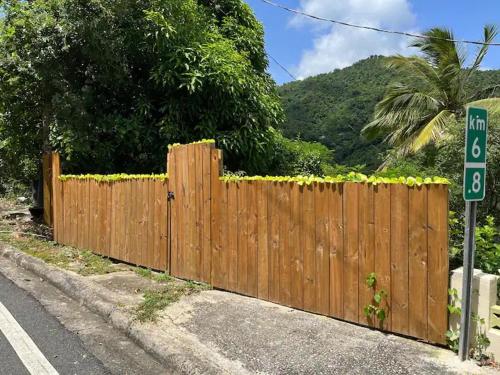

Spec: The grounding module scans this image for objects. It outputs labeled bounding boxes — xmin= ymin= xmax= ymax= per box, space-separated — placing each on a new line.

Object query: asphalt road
xmin=0 ymin=259 xmax=169 ymax=375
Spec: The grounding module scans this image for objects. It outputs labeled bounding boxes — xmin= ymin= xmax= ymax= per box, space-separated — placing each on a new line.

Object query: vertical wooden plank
xmin=121 ymin=181 xmax=131 ymax=264
xmin=374 ymin=184 xmax=391 ymax=331
xmin=153 ymin=180 xmax=162 ymax=270
xmin=268 ymin=182 xmax=280 ymax=303
xmin=278 ymin=182 xmax=291 ymax=306
xmin=290 ymin=183 xmax=303 ymax=310
xmin=158 ymin=180 xmax=168 ymax=272
xmin=237 ymin=182 xmax=249 ymax=295
xmin=169 ymin=150 xmax=178 ymax=276
xmin=110 ymin=181 xmax=119 ymax=261
xmin=390 ymin=184 xmax=409 ymax=335
xmin=257 ymin=182 xmax=269 ymax=301
xmin=315 ymin=183 xmax=330 ymax=315
xmin=329 ymin=183 xmax=344 ymax=319
xmin=83 ymin=180 xmax=90 ymax=249
xmin=409 ymin=185 xmax=428 ymax=340
xmin=76 ymin=180 xmax=83 ymax=248
xmin=227 ymin=182 xmax=239 ymax=292
xmin=87 ymin=180 xmax=96 ymax=252
xmin=210 ymin=148 xmax=221 ymax=286
xmin=195 ymin=145 xmax=204 ymax=279
xmin=179 ymin=146 xmax=189 ymax=278
xmin=427 ymin=185 xmax=448 ymax=344
xmin=66 ymin=181 xmax=75 ymax=247
xmin=303 ymin=184 xmax=316 ymax=313
xmin=343 ymin=182 xmax=359 ymax=323
xmin=358 ymin=184 xmax=375 ymax=326
xmin=95 ymin=183 xmax=104 ymax=255
xmin=247 ymin=182 xmax=258 ymax=297
xmin=187 ymin=145 xmax=197 ymax=279
xmin=115 ymin=181 xmax=125 ymax=263
xmin=105 ymin=182 xmax=112 ymax=257
xmin=128 ymin=180 xmax=137 ymax=264
xmin=218 ymin=180 xmax=229 ymax=289
xmin=62 ymin=182 xmax=70 ymax=245
xmin=146 ymin=180 xmax=155 ymax=269
xmin=201 ymin=145 xmax=212 ymax=283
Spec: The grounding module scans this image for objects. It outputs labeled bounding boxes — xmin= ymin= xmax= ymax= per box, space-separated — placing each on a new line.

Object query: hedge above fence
xmin=59 ymin=173 xmax=169 ymax=182
xmin=220 ymin=173 xmax=450 ymax=186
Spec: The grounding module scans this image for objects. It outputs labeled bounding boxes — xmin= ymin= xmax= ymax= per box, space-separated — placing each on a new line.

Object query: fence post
xmin=50 ymin=152 xmax=62 ymax=241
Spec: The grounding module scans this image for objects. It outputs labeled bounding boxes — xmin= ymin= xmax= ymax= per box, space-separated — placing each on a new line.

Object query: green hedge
xmin=59 ymin=173 xmax=168 ymax=182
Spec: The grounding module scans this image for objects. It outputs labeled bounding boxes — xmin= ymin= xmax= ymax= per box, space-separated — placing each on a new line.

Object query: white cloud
xmin=291 ymin=0 xmax=417 ymax=78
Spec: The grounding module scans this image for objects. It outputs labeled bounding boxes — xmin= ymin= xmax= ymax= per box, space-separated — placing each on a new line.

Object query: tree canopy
xmin=0 ymin=0 xmax=283 ymax=178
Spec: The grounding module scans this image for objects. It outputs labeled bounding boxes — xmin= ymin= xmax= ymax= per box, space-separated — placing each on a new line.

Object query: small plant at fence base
xmin=446 ymin=288 xmax=491 ymax=363
xmin=363 ymin=272 xmax=388 ymax=327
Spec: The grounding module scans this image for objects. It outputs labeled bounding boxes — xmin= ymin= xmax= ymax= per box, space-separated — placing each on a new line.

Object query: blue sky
xmin=245 ymin=0 xmax=500 ymax=84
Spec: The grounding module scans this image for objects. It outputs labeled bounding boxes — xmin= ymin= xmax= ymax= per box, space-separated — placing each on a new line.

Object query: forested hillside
xmin=278 ymin=56 xmax=500 ymax=171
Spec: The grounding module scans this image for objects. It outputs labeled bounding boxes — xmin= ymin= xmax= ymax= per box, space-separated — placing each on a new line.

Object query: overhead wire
xmin=259 ymin=0 xmax=500 ymax=47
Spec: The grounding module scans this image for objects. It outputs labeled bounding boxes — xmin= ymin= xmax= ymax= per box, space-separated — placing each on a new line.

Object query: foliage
xmin=363 ymin=272 xmax=388 ymax=326
xmin=59 ymin=173 xmax=168 ymax=182
xmin=446 ymin=288 xmax=491 ymax=361
xmin=449 ymin=214 xmax=500 ymax=275
xmin=0 ymin=0 xmax=283 ymax=178
xmin=362 ymin=26 xmax=499 ymax=158
xmin=220 ymin=173 xmax=449 ymax=186
xmin=278 ymin=56 xmax=500 ymax=173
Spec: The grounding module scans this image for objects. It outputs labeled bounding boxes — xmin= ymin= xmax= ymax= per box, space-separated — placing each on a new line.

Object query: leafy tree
xmin=362 ymin=26 xmax=499 ymax=157
xmin=0 ymin=0 xmax=283 ymax=178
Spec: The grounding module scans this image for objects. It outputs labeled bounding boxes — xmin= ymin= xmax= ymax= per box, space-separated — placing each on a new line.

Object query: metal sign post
xmin=459 ymin=106 xmax=488 ymax=361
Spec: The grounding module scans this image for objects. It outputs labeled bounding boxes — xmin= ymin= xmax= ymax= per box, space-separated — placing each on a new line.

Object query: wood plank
xmin=201 ymin=145 xmax=212 ymax=283
xmin=117 ymin=181 xmax=127 ymax=263
xmin=278 ymin=182 xmax=291 ymax=305
xmin=237 ymin=182 xmax=249 ymax=295
xmin=187 ymin=145 xmax=197 ymax=279
xmin=177 ymin=146 xmax=188 ymax=278
xmin=195 ymin=145 xmax=204 ymax=279
xmin=290 ymin=183 xmax=303 ymax=309
xmin=87 ymin=180 xmax=96 ymax=252
xmin=105 ymin=182 xmax=112 ymax=257
xmin=158 ymin=180 xmax=168 ymax=271
xmin=169 ymin=150 xmax=178 ymax=276
xmin=129 ymin=180 xmax=138 ymax=264
xmin=146 ymin=180 xmax=155 ymax=269
xmin=95 ymin=183 xmax=104 ymax=255
xmin=121 ymin=181 xmax=131 ymax=264
xmin=247 ymin=182 xmax=258 ymax=298
xmin=302 ymin=184 xmax=316 ymax=313
xmin=315 ymin=183 xmax=329 ymax=315
xmin=373 ymin=184 xmax=391 ymax=331
xmin=409 ymin=185 xmax=428 ymax=340
xmin=427 ymin=185 xmax=448 ymax=344
xmin=153 ymin=180 xmax=162 ymax=270
xmin=257 ymin=182 xmax=270 ymax=301
xmin=83 ymin=180 xmax=90 ymax=249
xmin=358 ymin=184 xmax=375 ymax=326
xmin=390 ymin=184 xmax=409 ymax=335
xmin=343 ymin=182 xmax=359 ymax=323
xmin=217 ymin=180 xmax=229 ymax=289
xmin=268 ymin=182 xmax=280 ymax=303
xmin=227 ymin=182 xmax=239 ymax=292
xmin=62 ymin=182 xmax=70 ymax=245
xmin=329 ymin=183 xmax=344 ymax=319
xmin=76 ymin=180 xmax=83 ymax=248
xmin=210 ymin=148 xmax=221 ymax=286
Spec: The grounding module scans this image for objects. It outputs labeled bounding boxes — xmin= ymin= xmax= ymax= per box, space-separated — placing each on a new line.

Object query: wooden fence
xmin=45 ymin=142 xmax=449 ymax=344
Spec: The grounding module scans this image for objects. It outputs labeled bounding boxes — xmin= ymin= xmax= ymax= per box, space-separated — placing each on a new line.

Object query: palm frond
xmin=467 ymin=25 xmax=498 ymax=80
xmin=409 ymin=110 xmax=453 ymax=152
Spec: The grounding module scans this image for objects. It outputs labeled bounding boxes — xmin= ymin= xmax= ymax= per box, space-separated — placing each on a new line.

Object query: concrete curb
xmin=0 ymin=242 xmax=238 ymax=374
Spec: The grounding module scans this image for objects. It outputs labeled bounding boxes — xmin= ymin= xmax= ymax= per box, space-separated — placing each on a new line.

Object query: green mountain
xmin=278 ymin=55 xmax=500 ymax=172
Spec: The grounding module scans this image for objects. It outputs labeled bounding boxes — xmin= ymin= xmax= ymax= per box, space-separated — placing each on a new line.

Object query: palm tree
xmin=362 ymin=26 xmax=500 ymax=157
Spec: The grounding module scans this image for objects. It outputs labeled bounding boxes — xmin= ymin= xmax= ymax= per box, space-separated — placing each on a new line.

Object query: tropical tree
xmin=0 ymin=0 xmax=284 ymax=177
xmin=362 ymin=26 xmax=499 ymax=157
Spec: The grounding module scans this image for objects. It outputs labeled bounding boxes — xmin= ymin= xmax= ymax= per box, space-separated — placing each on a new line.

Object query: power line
xmin=260 ymin=0 xmax=500 ymax=47
xmin=268 ymin=54 xmax=297 ymax=80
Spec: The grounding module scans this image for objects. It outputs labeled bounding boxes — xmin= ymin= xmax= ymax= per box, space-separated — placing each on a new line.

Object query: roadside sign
xmin=463 ymin=106 xmax=488 ymax=201
xmin=459 ymin=106 xmax=488 ymax=361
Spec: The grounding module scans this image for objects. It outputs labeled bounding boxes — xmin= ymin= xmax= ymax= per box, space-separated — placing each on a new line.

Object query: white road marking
xmin=0 ymin=302 xmax=59 ymax=375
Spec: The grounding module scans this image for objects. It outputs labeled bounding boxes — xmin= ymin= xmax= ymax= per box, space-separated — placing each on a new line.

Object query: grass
xmin=134 ymin=267 xmax=173 ymax=283
xmin=134 ymin=281 xmax=210 ymax=322
xmin=0 ymin=222 xmax=117 ymax=276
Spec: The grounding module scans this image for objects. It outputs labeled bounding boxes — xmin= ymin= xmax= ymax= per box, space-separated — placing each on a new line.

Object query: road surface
xmin=0 ymin=257 xmax=169 ymax=375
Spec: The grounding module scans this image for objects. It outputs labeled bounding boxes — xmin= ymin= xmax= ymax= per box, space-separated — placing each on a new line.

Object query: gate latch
xmin=167 ymin=191 xmax=175 ymax=201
